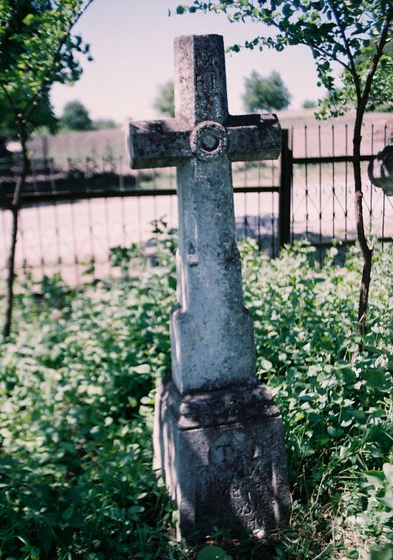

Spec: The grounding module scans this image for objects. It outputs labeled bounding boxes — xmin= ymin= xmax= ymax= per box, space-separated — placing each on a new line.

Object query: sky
xmin=51 ymin=0 xmax=323 ymax=124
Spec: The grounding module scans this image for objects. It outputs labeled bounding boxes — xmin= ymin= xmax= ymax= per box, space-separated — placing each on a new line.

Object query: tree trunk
xmin=3 ymin=205 xmax=19 ymax=338
xmin=2 ymin=129 xmax=29 ymax=339
xmin=353 ymin=114 xmax=373 ymax=343
xmin=351 ymin=8 xmax=392 ymax=344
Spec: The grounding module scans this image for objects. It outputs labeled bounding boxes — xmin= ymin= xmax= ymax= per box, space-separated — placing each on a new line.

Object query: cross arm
xmin=226 ymin=114 xmax=281 ymax=162
xmin=128 ymin=119 xmax=190 ymax=169
xmin=128 ymin=113 xmax=281 ymax=169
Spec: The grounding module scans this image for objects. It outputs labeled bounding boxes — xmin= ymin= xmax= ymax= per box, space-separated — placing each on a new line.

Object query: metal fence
xmin=0 ymin=160 xmax=281 ymax=286
xmin=0 ymin=118 xmax=392 ymax=288
xmin=289 ymin=122 xmax=393 ymax=261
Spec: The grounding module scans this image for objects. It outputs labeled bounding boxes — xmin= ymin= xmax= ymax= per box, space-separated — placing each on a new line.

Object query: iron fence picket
xmin=0 ymin=123 xmax=391 ymax=287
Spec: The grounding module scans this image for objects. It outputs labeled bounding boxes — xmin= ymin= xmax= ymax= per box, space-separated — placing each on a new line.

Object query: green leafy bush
xmin=241 ymin=241 xmax=393 ymax=559
xmin=0 ymin=233 xmax=178 ymax=559
xmin=0 ymin=230 xmax=392 ymax=559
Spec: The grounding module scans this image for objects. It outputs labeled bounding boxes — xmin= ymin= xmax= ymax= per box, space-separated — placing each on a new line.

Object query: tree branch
xmin=296 ymin=38 xmax=351 ymax=71
xmin=357 ymin=7 xmax=393 ymax=120
xmin=24 ymin=0 xmax=95 ymax=121
xmin=326 ymin=0 xmax=362 ymax=100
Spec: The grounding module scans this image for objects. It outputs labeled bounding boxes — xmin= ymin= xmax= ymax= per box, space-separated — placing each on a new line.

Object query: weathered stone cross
xmin=128 ymin=34 xmax=290 ymax=539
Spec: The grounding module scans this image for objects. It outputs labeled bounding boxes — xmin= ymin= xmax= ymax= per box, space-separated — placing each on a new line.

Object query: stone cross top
xmin=128 ymin=34 xmax=289 ymax=539
xmin=129 ymin=34 xmax=280 ymax=394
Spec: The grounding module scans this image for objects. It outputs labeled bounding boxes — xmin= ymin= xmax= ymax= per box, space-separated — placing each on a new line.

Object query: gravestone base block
xmin=153 ymin=379 xmax=291 ymax=539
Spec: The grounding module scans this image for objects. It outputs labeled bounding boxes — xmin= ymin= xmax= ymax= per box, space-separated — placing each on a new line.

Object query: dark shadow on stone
xmin=153 ymin=379 xmax=291 ymax=540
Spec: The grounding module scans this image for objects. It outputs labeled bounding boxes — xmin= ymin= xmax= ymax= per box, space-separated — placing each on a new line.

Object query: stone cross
xmin=128 ymin=34 xmax=290 ymax=539
xmin=368 ymin=145 xmax=393 ymax=195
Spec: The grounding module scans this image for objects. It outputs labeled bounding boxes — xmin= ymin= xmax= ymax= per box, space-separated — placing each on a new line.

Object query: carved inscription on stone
xmin=209 ymin=431 xmax=254 ymax=464
xmin=196 ymin=462 xmax=274 ymax=530
xmin=196 ymin=430 xmax=275 ymax=530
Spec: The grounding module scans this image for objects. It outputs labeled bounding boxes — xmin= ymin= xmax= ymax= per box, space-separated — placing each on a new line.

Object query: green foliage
xmin=59 ymin=101 xmax=117 ymax=132
xmin=302 ymin=99 xmax=317 ymax=109
xmin=153 ymin=80 xmax=175 ymax=118
xmin=60 ymin=100 xmax=94 ymax=131
xmin=240 ymin=241 xmax=393 ymax=558
xmin=0 ymin=0 xmax=93 ymax=139
xmin=197 ymin=545 xmax=233 ymax=559
xmin=1 ymin=230 xmax=393 ymax=558
xmin=0 ymin=93 xmax=57 ymax=139
xmin=356 ymin=41 xmax=393 ymax=113
xmin=182 ymin=0 xmax=393 ymax=118
xmin=0 ymin=230 xmax=178 ymax=559
xmin=243 ymin=70 xmax=292 ymax=112
xmin=355 ymin=463 xmax=393 ymax=559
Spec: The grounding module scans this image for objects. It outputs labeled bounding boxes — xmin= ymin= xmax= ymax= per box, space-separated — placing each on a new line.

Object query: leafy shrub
xmin=0 ymin=230 xmax=392 ymax=559
xmin=0 ymin=232 xmax=178 ymax=559
xmin=241 ymin=241 xmax=393 ymax=559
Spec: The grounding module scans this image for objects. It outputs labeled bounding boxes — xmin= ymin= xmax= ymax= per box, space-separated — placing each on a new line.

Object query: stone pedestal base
xmin=153 ymin=379 xmax=291 ymax=539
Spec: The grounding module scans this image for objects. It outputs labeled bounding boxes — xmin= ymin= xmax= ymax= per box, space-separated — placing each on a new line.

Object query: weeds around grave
xmin=0 ymin=226 xmax=392 ymax=559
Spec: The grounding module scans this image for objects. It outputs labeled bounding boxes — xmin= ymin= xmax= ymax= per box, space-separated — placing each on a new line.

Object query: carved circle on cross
xmin=190 ymin=121 xmax=228 ymax=161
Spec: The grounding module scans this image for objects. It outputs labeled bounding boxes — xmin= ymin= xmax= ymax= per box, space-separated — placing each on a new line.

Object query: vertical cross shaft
xmin=174 ymin=35 xmax=229 ymax=125
xmin=129 ymin=35 xmax=281 ymax=393
xmin=128 ymin=34 xmax=290 ymax=540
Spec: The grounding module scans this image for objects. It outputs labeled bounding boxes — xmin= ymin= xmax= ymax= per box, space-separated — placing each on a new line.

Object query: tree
xmin=302 ymin=99 xmax=318 ymax=109
xmin=180 ymin=0 xmax=393 ymax=340
xmin=0 ymin=0 xmax=94 ymax=338
xmin=154 ymin=80 xmax=175 ymax=117
xmin=243 ymin=70 xmax=291 ymax=112
xmin=0 ymin=94 xmax=58 ymax=139
xmin=355 ymin=41 xmax=393 ymax=112
xmin=93 ymin=118 xmax=118 ymax=130
xmin=60 ymin=100 xmax=94 ymax=131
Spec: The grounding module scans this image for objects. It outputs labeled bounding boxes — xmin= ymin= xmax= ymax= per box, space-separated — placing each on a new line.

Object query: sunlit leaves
xmin=1 ymin=232 xmax=393 ymax=557
xmin=182 ymin=0 xmax=393 ymax=116
xmin=0 ymin=229 xmax=177 ymax=557
xmin=241 ymin=240 xmax=393 ymax=517
xmin=0 ymin=0 xmax=93 ymax=136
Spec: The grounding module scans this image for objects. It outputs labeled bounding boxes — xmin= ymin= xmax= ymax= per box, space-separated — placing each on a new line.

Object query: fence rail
xmin=0 ymin=120 xmax=392 ymax=288
xmin=288 ymin=122 xmax=392 ymax=262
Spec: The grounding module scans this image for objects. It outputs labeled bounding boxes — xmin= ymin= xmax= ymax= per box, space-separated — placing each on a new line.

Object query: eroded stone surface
xmin=153 ymin=380 xmax=291 ymax=538
xmin=128 ymin=34 xmax=290 ymax=539
xmin=368 ymin=145 xmax=393 ymax=195
xmin=129 ymin=35 xmax=280 ymax=394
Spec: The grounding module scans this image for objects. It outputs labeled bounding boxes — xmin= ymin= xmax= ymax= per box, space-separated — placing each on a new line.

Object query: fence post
xmin=279 ymin=129 xmax=292 ymax=251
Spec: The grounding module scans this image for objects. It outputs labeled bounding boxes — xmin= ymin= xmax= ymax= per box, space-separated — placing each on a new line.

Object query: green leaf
xmin=380 ymin=496 xmax=393 ymax=510
xmin=260 ymin=358 xmax=273 ymax=371
xmin=22 ymin=14 xmax=35 ymax=26
xmin=364 ymin=471 xmax=385 ymax=488
xmin=168 ymin=275 xmax=177 ymax=290
xmin=62 ymin=506 xmax=74 ymax=521
xmin=128 ymin=505 xmax=145 ymax=515
xmin=383 ymin=463 xmax=393 ymax=486
xmin=363 ymin=369 xmax=391 ymax=392
xmin=197 ymin=545 xmax=232 ymax=560
xmin=369 ymin=545 xmax=393 ymax=560
xmin=37 ymin=526 xmax=54 ymax=554
xmin=327 ymin=426 xmax=344 ymax=438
